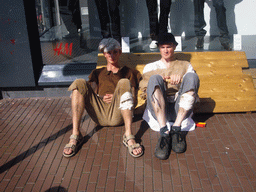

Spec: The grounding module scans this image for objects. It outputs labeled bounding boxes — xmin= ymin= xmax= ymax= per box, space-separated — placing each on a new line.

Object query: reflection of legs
xmin=69 ymin=0 xmax=82 ymax=31
xmin=95 ymin=0 xmax=111 ymax=38
xmin=212 ymin=0 xmax=231 ymax=50
xmin=193 ymin=0 xmax=207 ymax=37
xmin=159 ymin=0 xmax=172 ymax=33
xmin=147 ymin=75 xmax=171 ymax=160
xmin=146 ymin=0 xmax=159 ymax=40
xmin=108 ymin=0 xmax=121 ymax=42
xmin=194 ymin=0 xmax=206 ymax=48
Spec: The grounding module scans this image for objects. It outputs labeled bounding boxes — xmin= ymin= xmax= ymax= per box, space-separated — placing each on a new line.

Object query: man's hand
xmin=103 ymin=94 xmax=113 ymax=103
xmin=163 ymin=74 xmax=182 ymax=85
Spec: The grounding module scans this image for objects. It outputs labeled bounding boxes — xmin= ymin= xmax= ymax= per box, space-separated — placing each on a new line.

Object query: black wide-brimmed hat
xmin=157 ymin=32 xmax=178 ymax=46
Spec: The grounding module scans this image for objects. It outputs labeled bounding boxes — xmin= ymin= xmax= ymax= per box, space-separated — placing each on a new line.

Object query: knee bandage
xmin=120 ymin=92 xmax=134 ymax=110
xmin=179 ymin=93 xmax=195 ymax=111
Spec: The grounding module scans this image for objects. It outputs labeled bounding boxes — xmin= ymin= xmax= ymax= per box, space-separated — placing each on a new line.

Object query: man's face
xmin=159 ymin=43 xmax=176 ymax=60
xmin=103 ymin=49 xmax=121 ymax=65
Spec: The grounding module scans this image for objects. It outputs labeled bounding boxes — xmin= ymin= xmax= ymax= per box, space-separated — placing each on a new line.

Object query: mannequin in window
xmin=194 ymin=0 xmax=232 ymax=50
xmin=146 ymin=0 xmax=159 ymax=49
xmin=95 ymin=0 xmax=121 ymax=43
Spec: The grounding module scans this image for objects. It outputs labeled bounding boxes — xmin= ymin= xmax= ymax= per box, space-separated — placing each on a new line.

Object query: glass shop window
xmin=34 ymin=0 xmax=239 ymax=65
xmin=34 ymin=0 xmax=100 ymax=65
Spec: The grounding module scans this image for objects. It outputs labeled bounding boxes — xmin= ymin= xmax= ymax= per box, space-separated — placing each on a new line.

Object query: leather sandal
xmin=63 ymin=134 xmax=83 ymax=157
xmin=123 ymin=134 xmax=143 ymax=158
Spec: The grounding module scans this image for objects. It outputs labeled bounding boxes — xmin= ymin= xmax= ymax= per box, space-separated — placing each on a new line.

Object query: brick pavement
xmin=0 ymin=97 xmax=256 ymax=192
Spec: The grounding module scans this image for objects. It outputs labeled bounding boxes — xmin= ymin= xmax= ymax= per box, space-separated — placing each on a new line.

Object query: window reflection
xmin=34 ymin=0 xmax=246 ymax=66
xmin=35 ymin=0 xmax=98 ymax=65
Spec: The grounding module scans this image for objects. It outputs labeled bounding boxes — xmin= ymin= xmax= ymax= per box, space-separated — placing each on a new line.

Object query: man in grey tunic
xmin=142 ymin=32 xmax=200 ymax=160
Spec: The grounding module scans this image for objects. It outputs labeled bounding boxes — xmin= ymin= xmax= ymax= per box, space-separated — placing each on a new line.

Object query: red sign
xmin=54 ymin=43 xmax=73 ymax=56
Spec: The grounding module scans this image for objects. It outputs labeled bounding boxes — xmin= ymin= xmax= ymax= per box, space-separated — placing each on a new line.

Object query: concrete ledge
xmin=1 ymin=86 xmax=70 ymax=99
xmin=38 ymin=63 xmax=96 ymax=86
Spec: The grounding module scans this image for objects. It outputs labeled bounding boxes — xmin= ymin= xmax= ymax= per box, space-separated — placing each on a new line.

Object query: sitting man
xmin=142 ymin=32 xmax=200 ymax=160
xmin=63 ymin=38 xmax=143 ymax=158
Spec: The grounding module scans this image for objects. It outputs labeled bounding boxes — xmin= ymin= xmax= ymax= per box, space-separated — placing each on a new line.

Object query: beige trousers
xmin=68 ymin=78 xmax=133 ymax=126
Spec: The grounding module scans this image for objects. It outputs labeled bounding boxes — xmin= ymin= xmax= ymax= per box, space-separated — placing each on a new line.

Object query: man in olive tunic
xmin=63 ymin=38 xmax=143 ymax=158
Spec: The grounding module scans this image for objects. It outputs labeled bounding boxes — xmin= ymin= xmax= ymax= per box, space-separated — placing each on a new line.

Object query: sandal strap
xmin=70 ymin=134 xmax=81 ymax=141
xmin=123 ymin=134 xmax=143 ymax=158
xmin=64 ymin=143 xmax=76 ymax=150
xmin=125 ymin=135 xmax=135 ymax=142
xmin=128 ymin=143 xmax=143 ymax=157
xmin=129 ymin=143 xmax=141 ymax=150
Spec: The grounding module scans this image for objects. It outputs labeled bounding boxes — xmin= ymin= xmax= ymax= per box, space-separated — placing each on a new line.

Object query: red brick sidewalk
xmin=0 ymin=97 xmax=256 ymax=192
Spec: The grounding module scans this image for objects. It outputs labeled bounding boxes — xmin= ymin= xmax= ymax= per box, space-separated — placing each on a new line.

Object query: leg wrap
xmin=120 ymin=92 xmax=133 ymax=110
xmin=179 ymin=93 xmax=195 ymax=111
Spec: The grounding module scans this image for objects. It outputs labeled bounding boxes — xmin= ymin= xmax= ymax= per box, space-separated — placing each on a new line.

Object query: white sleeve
xmin=182 ymin=63 xmax=195 ymax=78
xmin=143 ymin=60 xmax=164 ymax=74
xmin=142 ymin=65 xmax=150 ymax=74
xmin=143 ymin=63 xmax=155 ymax=74
xmin=186 ymin=63 xmax=195 ymax=73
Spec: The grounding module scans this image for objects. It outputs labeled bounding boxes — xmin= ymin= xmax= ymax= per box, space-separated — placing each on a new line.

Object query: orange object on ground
xmin=196 ymin=122 xmax=206 ymax=127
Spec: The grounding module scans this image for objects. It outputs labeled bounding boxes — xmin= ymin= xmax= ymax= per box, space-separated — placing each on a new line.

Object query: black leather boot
xmin=171 ymin=126 xmax=186 ymax=153
xmin=154 ymin=126 xmax=171 ymax=160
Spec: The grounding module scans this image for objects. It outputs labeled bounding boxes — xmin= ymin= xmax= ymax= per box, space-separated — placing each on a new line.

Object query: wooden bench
xmin=97 ymin=51 xmax=256 ymax=113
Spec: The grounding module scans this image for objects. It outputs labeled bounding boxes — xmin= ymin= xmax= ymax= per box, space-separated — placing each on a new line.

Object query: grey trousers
xmin=146 ymin=73 xmax=200 ymax=123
